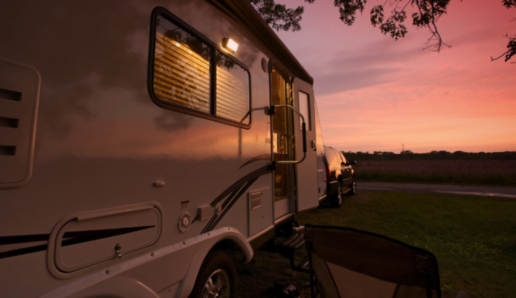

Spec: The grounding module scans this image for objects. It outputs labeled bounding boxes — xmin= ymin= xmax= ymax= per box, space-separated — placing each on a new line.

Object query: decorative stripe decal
xmin=200 ymin=185 xmax=244 ymax=231
xmin=0 ymin=234 xmax=50 ymax=245
xmin=206 ymin=177 xmax=258 ymax=232
xmin=1 ymin=161 xmax=275 ymax=259
xmin=209 ymin=165 xmax=272 ymax=208
xmin=0 ymin=225 xmax=156 ymax=260
xmin=0 ymin=244 xmax=48 ymax=259
xmin=201 ymin=164 xmax=273 ymax=233
xmin=61 ymin=226 xmax=155 ymax=246
xmin=239 ymin=154 xmax=272 ymax=169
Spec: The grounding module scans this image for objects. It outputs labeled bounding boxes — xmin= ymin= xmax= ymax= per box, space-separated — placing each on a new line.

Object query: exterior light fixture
xmin=222 ymin=38 xmax=238 ymax=53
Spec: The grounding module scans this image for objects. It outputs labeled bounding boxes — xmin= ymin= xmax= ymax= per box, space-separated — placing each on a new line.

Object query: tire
xmin=348 ymin=179 xmax=356 ymax=196
xmin=330 ymin=184 xmax=342 ymax=208
xmin=190 ymin=250 xmax=237 ymax=298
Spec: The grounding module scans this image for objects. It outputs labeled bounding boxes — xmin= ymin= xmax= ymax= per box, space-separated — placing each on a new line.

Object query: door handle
xmin=269 ymin=104 xmax=307 ymax=165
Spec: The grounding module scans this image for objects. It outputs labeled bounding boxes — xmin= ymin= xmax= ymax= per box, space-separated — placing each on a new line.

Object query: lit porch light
xmin=222 ymin=38 xmax=238 ymax=53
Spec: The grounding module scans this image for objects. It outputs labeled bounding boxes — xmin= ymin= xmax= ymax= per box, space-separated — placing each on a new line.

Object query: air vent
xmin=0 ymin=57 xmax=40 ymax=188
xmin=0 ymin=88 xmax=22 ymax=101
xmin=0 ymin=117 xmax=19 ymax=128
xmin=0 ymin=146 xmax=16 ymax=156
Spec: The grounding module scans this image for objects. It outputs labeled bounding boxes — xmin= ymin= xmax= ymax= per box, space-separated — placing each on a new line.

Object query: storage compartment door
xmin=52 ymin=204 xmax=161 ymax=274
xmin=293 ymin=77 xmax=318 ymax=212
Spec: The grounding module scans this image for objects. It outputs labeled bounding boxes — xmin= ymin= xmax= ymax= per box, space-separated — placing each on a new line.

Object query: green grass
xmin=357 ymin=172 xmax=516 ymax=186
xmin=236 ymin=191 xmax=516 ymax=298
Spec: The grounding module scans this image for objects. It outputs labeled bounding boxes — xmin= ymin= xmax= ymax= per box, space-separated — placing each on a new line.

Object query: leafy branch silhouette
xmin=250 ymin=0 xmax=515 ymax=62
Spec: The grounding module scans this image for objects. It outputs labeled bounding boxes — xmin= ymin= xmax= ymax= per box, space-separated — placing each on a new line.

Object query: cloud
xmin=307 ymin=38 xmax=431 ymax=95
xmin=313 ymin=67 xmax=400 ymax=95
xmin=276 ymin=0 xmax=516 ymax=153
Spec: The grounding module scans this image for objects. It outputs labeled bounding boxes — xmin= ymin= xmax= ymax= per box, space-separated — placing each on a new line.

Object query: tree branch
xmin=491 ymin=34 xmax=516 ymax=63
xmin=250 ymin=0 xmax=514 ymax=62
xmin=249 ymin=0 xmax=305 ymax=31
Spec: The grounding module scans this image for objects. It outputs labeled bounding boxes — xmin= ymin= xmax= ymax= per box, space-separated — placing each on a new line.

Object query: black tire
xmin=330 ymin=184 xmax=342 ymax=208
xmin=348 ymin=179 xmax=356 ymax=196
xmin=190 ymin=250 xmax=237 ymax=298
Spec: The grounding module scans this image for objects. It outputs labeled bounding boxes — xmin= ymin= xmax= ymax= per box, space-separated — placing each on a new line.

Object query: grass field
xmin=354 ymin=160 xmax=516 ymax=186
xmin=235 ymin=191 xmax=516 ymax=298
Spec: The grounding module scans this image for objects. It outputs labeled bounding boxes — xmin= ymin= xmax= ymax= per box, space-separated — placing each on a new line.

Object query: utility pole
xmin=402 ymin=143 xmax=404 ymax=153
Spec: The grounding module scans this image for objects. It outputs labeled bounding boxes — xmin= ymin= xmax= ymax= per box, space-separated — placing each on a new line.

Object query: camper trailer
xmin=1 ymin=1 xmax=451 ymax=297
xmin=0 ymin=1 xmax=320 ymax=297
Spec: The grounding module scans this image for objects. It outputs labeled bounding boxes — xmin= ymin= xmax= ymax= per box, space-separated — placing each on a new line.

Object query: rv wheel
xmin=190 ymin=250 xmax=237 ymax=298
xmin=330 ymin=185 xmax=342 ymax=208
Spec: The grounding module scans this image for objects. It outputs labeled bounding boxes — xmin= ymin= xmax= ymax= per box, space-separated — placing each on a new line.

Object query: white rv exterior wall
xmin=0 ymin=0 xmax=305 ymax=296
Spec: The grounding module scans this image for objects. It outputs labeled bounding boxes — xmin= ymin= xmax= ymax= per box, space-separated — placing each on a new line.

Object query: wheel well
xmin=209 ymin=239 xmax=247 ymax=264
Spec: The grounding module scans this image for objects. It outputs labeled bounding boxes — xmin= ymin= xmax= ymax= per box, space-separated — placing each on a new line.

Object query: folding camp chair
xmin=305 ymin=225 xmax=441 ymax=298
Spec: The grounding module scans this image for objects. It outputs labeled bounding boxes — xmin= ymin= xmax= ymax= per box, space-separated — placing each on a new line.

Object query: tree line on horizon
xmin=343 ymin=150 xmax=516 ymax=161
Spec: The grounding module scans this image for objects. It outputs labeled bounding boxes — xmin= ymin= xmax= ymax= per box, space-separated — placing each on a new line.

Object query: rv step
xmin=275 ymin=232 xmax=309 ymax=273
xmin=298 ymin=256 xmax=309 ymax=270
xmin=275 ymin=232 xmax=305 ymax=249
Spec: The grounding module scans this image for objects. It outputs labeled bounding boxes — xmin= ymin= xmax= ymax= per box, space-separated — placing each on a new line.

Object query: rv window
xmin=149 ymin=9 xmax=252 ymax=129
xmin=216 ymin=51 xmax=250 ymax=125
xmin=298 ymin=91 xmax=311 ymax=131
xmin=153 ymin=15 xmax=212 ymax=114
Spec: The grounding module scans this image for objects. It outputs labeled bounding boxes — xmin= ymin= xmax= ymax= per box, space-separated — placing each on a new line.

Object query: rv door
xmin=293 ymin=77 xmax=318 ymax=212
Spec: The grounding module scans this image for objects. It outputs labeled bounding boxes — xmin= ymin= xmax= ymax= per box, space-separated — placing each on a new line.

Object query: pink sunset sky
xmin=274 ymin=0 xmax=516 ymax=153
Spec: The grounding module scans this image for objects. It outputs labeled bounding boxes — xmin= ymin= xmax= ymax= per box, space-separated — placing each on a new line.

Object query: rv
xmin=0 ymin=0 xmax=321 ymax=297
xmin=1 ymin=0 xmax=452 ymax=297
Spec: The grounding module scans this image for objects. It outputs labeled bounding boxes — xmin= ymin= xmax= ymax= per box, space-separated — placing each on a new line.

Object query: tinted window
xmin=333 ymin=151 xmax=342 ymax=165
xmin=325 ymin=149 xmax=338 ymax=165
xmin=340 ymin=153 xmax=347 ymax=164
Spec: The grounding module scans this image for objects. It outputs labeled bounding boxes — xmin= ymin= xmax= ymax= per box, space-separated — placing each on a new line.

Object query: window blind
xmin=154 ymin=30 xmax=211 ymax=113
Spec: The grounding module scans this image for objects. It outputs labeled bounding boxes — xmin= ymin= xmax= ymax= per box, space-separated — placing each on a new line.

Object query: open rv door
xmin=270 ymin=66 xmax=318 ymax=219
xmin=305 ymin=225 xmax=442 ymax=298
xmin=293 ymin=77 xmax=318 ymax=212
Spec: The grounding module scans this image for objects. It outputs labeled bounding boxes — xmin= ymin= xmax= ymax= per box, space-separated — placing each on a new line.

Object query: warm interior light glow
xmin=227 ymin=39 xmax=238 ymax=52
xmin=223 ymin=38 xmax=238 ymax=53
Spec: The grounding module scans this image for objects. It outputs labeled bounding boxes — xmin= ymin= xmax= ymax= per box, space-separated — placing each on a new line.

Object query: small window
xmin=216 ymin=52 xmax=250 ymax=125
xmin=149 ymin=8 xmax=251 ymax=128
xmin=298 ymin=91 xmax=311 ymax=131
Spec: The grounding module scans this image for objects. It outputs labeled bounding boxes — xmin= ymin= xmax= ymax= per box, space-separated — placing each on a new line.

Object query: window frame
xmin=298 ymin=90 xmax=311 ymax=132
xmin=148 ymin=7 xmax=252 ymax=129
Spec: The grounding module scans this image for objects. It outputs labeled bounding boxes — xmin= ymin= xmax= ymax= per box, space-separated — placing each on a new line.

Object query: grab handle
xmin=270 ymin=104 xmax=307 ymax=165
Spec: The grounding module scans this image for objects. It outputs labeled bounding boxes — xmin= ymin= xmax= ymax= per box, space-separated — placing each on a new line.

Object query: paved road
xmin=358 ymin=182 xmax=516 ymax=199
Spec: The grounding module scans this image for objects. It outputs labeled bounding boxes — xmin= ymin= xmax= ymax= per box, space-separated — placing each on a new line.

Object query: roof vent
xmin=0 ymin=58 xmax=40 ymax=188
